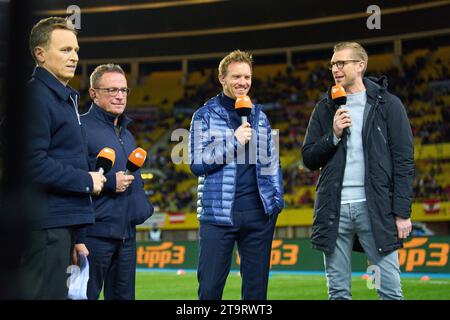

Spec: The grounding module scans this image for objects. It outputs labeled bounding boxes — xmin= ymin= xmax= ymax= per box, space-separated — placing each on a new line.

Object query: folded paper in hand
xmin=67 ymin=253 xmax=89 ymax=300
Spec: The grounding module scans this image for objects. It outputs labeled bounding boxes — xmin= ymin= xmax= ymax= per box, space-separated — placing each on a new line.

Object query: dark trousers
xmin=20 ymin=228 xmax=74 ymax=299
xmin=86 ymin=236 xmax=136 ymax=300
xmin=198 ymin=208 xmax=277 ymax=300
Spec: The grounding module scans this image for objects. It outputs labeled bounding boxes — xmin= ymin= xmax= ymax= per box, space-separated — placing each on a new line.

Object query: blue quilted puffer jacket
xmin=189 ymin=94 xmax=284 ymax=225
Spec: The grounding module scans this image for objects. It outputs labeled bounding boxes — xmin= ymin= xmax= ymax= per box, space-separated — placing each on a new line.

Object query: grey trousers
xmin=324 ymin=201 xmax=403 ymax=300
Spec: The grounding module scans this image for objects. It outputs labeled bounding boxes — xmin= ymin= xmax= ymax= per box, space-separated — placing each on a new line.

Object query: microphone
xmin=235 ymin=95 xmax=252 ymax=124
xmin=125 ymin=147 xmax=147 ymax=174
xmin=96 ymin=147 xmax=116 ymax=174
xmin=331 ymin=84 xmax=347 ymax=106
xmin=331 ymin=84 xmax=350 ymax=135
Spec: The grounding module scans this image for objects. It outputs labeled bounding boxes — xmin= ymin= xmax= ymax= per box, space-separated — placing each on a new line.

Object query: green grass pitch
xmin=133 ymin=271 xmax=450 ymax=300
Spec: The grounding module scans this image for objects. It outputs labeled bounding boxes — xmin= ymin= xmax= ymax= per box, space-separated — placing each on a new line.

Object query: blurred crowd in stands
xmin=75 ymin=47 xmax=450 ymax=212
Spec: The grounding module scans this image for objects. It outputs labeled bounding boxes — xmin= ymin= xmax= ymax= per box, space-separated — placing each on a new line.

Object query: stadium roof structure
xmin=29 ymin=0 xmax=450 ymax=62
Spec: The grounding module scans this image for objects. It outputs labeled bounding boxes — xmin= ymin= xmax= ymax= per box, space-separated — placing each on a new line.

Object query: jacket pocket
xmin=47 ymin=192 xmax=91 ymax=209
xmin=92 ymin=195 xmax=116 ymax=222
xmin=51 ymin=153 xmax=87 ymax=169
xmin=311 ymin=190 xmax=332 ymax=245
xmin=129 ymin=190 xmax=154 ymax=226
xmin=313 ymin=190 xmax=331 ymax=223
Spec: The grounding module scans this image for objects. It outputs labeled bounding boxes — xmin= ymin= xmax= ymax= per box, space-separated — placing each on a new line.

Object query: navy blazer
xmin=27 ymin=66 xmax=94 ymax=230
xmin=80 ymin=103 xmax=153 ymax=241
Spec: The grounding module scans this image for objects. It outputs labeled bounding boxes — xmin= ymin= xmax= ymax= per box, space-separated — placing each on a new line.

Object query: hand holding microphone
xmin=116 ymin=147 xmax=147 ymax=193
xmin=331 ymin=84 xmax=351 ymax=138
xmin=234 ymin=95 xmax=253 ymax=145
xmin=235 ymin=123 xmax=252 ymax=145
xmin=90 ymin=147 xmax=115 ymax=195
xmin=115 ymin=171 xmax=134 ymax=193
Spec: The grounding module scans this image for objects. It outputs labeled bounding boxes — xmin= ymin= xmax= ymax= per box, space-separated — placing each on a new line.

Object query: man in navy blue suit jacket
xmin=22 ymin=17 xmax=106 ymax=300
xmin=80 ymin=64 xmax=153 ymax=300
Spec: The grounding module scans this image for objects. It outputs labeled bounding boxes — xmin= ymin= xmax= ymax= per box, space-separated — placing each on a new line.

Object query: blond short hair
xmin=334 ymin=42 xmax=368 ymax=73
xmin=29 ymin=17 xmax=77 ymax=63
xmin=218 ymin=50 xmax=253 ymax=77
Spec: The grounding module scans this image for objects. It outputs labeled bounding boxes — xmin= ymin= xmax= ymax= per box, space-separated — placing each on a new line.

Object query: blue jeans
xmin=324 ymin=201 xmax=402 ymax=300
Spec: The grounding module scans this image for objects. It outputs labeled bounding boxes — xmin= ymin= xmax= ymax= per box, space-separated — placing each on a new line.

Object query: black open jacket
xmin=302 ymin=76 xmax=414 ymax=254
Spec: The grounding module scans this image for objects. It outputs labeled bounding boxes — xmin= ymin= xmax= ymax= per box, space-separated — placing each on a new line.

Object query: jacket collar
xmin=363 ymin=76 xmax=387 ymax=103
xmin=326 ymin=75 xmax=387 ymax=109
xmin=88 ymin=102 xmax=132 ymax=128
xmin=32 ymin=66 xmax=79 ymax=102
xmin=210 ymin=93 xmax=257 ymax=122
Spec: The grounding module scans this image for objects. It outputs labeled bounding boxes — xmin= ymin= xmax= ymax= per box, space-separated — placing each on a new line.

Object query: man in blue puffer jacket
xmin=189 ymin=50 xmax=283 ymax=300
xmin=79 ymin=64 xmax=153 ymax=300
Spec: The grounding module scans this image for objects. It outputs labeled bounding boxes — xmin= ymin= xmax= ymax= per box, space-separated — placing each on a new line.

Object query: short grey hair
xmin=90 ymin=63 xmax=125 ymax=88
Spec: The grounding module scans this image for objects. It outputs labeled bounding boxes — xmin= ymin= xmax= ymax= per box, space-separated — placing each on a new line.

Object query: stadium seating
xmin=68 ymin=45 xmax=450 ymax=213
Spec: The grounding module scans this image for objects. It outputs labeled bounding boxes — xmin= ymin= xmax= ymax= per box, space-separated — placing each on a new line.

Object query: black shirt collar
xmin=220 ymin=92 xmax=236 ymax=111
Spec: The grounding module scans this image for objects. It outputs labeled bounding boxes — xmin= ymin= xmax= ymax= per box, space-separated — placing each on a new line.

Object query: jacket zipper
xmin=377 ymin=126 xmax=387 ymax=144
xmin=254 ymin=108 xmax=268 ymax=214
xmin=69 ymin=95 xmax=81 ymax=125
xmin=224 ymin=113 xmax=236 ymax=225
xmin=114 ymin=125 xmax=130 ymax=243
xmin=336 ymin=117 xmax=349 ymax=211
xmin=363 ymin=98 xmax=380 ymax=188
xmin=70 ymin=95 xmax=91 ymax=202
xmin=362 ymin=97 xmax=383 ymax=252
xmin=337 ymin=146 xmax=347 ymax=218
